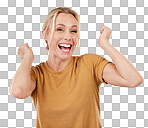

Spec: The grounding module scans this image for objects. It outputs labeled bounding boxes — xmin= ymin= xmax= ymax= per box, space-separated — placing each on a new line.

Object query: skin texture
xmin=10 ymin=13 xmax=143 ymax=99
xmin=17 ymin=43 xmax=34 ymax=61
xmin=10 ymin=44 xmax=35 ymax=99
xmin=98 ymin=25 xmax=112 ymax=50
xmin=98 ymin=25 xmax=143 ymax=87
xmin=43 ymin=13 xmax=79 ymax=71
xmin=42 ymin=13 xmax=143 ymax=87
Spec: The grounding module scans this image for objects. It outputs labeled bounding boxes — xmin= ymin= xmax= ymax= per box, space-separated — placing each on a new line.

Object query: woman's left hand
xmin=98 ymin=25 xmax=112 ymax=50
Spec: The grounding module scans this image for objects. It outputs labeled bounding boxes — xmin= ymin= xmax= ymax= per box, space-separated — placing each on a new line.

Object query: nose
xmin=64 ymin=32 xmax=72 ymax=41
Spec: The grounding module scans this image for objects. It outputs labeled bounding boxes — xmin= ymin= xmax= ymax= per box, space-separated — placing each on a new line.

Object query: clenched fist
xmin=98 ymin=25 xmax=112 ymax=50
xmin=17 ymin=43 xmax=34 ymax=61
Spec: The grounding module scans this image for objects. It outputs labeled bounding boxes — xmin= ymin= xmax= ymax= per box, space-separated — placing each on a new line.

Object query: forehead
xmin=55 ymin=13 xmax=78 ymax=25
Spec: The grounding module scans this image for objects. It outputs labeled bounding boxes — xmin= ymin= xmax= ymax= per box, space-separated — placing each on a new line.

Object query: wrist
xmin=100 ymin=39 xmax=111 ymax=50
xmin=103 ymin=42 xmax=112 ymax=50
xmin=23 ymin=53 xmax=34 ymax=62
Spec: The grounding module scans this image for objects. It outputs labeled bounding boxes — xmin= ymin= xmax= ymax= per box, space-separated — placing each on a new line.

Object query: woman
xmin=10 ymin=7 xmax=143 ymax=128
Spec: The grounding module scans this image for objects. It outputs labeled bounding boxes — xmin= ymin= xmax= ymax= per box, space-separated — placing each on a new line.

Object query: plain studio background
xmin=0 ymin=0 xmax=147 ymax=127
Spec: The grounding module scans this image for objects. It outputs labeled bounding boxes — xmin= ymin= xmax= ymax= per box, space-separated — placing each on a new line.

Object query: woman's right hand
xmin=17 ymin=43 xmax=34 ymax=61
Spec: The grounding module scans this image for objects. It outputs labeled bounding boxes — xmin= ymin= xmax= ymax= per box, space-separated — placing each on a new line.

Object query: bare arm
xmin=98 ymin=25 xmax=143 ymax=87
xmin=10 ymin=43 xmax=36 ymax=99
xmin=10 ymin=54 xmax=35 ymax=99
xmin=103 ymin=43 xmax=143 ymax=87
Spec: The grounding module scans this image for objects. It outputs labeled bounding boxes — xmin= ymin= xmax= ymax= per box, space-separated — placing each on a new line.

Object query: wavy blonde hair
xmin=42 ymin=7 xmax=80 ymax=53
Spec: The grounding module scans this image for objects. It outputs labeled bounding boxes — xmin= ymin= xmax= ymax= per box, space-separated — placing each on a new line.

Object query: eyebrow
xmin=56 ymin=24 xmax=77 ymax=28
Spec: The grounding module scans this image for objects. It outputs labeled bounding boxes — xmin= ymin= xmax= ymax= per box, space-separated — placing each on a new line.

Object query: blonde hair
xmin=42 ymin=7 xmax=80 ymax=53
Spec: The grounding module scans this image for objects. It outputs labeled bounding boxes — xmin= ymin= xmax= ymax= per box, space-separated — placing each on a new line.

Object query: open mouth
xmin=58 ymin=44 xmax=72 ymax=53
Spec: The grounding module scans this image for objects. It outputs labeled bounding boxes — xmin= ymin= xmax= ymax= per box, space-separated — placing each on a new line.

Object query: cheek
xmin=52 ymin=33 xmax=62 ymax=43
xmin=73 ymin=36 xmax=79 ymax=44
xmin=49 ymin=35 xmax=60 ymax=48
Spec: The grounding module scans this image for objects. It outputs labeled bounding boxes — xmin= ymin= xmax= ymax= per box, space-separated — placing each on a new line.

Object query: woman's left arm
xmin=98 ymin=25 xmax=143 ymax=87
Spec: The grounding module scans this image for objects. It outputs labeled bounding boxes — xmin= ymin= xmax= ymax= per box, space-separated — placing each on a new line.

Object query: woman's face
xmin=46 ymin=13 xmax=79 ymax=60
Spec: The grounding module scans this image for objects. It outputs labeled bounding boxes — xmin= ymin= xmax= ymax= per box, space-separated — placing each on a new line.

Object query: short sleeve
xmin=30 ymin=66 xmax=37 ymax=85
xmin=94 ymin=55 xmax=112 ymax=84
xmin=30 ymin=66 xmax=37 ymax=104
xmin=82 ymin=53 xmax=112 ymax=84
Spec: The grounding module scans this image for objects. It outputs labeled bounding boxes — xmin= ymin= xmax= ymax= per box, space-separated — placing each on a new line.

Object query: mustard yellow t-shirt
xmin=30 ymin=53 xmax=112 ymax=128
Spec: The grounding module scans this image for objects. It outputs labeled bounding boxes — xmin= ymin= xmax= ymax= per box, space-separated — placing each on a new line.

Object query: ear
xmin=42 ymin=30 xmax=47 ymax=40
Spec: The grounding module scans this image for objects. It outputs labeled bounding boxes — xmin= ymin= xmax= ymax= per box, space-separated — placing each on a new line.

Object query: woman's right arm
xmin=9 ymin=43 xmax=36 ymax=99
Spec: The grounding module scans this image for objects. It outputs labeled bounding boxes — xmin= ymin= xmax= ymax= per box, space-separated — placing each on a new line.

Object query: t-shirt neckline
xmin=44 ymin=56 xmax=74 ymax=75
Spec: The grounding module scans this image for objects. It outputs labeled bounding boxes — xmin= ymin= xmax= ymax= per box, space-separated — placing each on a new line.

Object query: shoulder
xmin=32 ymin=62 xmax=45 ymax=69
xmin=82 ymin=53 xmax=106 ymax=63
xmin=31 ymin=62 xmax=45 ymax=74
xmin=80 ymin=53 xmax=107 ymax=71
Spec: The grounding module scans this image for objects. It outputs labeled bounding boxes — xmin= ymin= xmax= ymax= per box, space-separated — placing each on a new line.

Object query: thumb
xmin=100 ymin=25 xmax=105 ymax=34
xmin=25 ymin=43 xmax=29 ymax=48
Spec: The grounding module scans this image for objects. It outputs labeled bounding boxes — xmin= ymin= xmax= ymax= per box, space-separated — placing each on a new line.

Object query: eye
xmin=57 ymin=28 xmax=63 ymax=31
xmin=71 ymin=30 xmax=77 ymax=33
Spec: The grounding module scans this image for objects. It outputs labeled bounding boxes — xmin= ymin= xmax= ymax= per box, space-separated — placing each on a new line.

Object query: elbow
xmin=10 ymin=87 xmax=27 ymax=99
xmin=130 ymin=76 xmax=143 ymax=88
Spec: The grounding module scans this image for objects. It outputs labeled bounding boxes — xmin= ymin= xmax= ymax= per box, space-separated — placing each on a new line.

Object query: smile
xmin=58 ymin=44 xmax=72 ymax=53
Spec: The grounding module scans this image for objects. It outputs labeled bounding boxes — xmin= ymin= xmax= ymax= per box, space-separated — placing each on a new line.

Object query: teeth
xmin=59 ymin=44 xmax=71 ymax=47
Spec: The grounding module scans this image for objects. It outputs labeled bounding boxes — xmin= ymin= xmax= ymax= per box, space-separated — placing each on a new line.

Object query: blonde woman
xmin=10 ymin=7 xmax=143 ymax=128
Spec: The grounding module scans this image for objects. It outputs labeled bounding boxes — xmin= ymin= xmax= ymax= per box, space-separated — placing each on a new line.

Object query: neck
xmin=47 ymin=54 xmax=72 ymax=72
